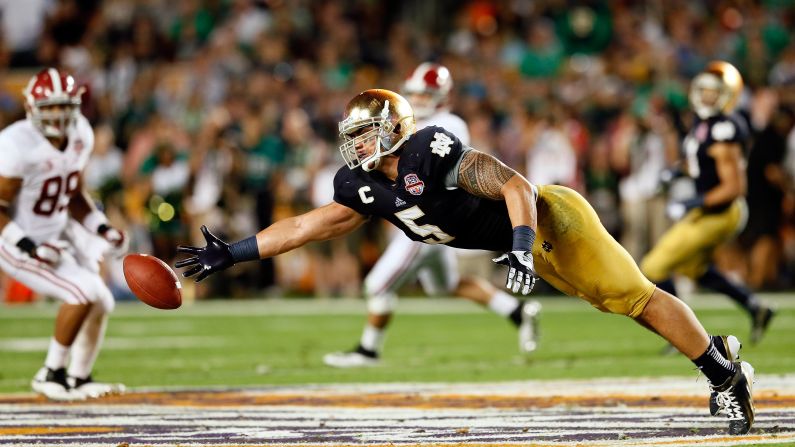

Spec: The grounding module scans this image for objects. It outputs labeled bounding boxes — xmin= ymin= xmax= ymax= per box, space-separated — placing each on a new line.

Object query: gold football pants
xmin=641 ymin=199 xmax=747 ymax=282
xmin=533 ymin=185 xmax=656 ymax=318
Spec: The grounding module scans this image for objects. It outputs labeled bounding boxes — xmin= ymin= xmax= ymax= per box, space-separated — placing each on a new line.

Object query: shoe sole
xmin=323 ymin=354 xmax=380 ymax=369
xmin=728 ymin=361 xmax=755 ymax=435
xmin=75 ymin=384 xmax=127 ymax=398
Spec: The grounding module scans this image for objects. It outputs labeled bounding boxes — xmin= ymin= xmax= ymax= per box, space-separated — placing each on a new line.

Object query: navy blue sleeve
xmin=332 ymin=166 xmax=371 ymax=216
xmin=399 ymin=126 xmax=465 ymax=193
xmin=711 ymin=114 xmax=748 ymax=145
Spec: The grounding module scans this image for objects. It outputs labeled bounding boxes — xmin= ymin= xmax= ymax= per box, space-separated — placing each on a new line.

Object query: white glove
xmin=29 ymin=242 xmax=62 ymax=267
xmin=493 ymin=250 xmax=537 ymax=295
xmin=666 ymin=202 xmax=687 ymax=221
xmin=666 ymin=196 xmax=703 ymax=221
xmin=99 ymin=225 xmax=129 ymax=258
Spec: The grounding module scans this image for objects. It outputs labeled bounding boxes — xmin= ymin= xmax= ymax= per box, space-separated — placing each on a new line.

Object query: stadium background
xmin=1 ymin=0 xmax=795 ymax=303
xmin=1 ymin=4 xmax=795 ymax=446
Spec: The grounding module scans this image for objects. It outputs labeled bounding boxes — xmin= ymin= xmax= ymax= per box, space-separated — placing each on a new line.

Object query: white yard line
xmin=0 ymin=336 xmax=226 ymax=352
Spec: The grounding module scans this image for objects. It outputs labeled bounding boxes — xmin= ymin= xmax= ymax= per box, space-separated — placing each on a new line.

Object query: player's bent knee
xmin=49 ymin=286 xmax=91 ymax=306
xmin=595 ymin=283 xmax=656 ymax=318
xmin=366 ymin=293 xmax=397 ymax=315
xmin=94 ymin=282 xmax=115 ymax=314
xmin=98 ymin=291 xmax=115 ymax=314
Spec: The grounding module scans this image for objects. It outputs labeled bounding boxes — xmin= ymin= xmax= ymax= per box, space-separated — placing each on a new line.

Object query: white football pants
xmin=0 ymin=237 xmax=114 ymax=311
xmin=364 ymin=231 xmax=460 ymax=315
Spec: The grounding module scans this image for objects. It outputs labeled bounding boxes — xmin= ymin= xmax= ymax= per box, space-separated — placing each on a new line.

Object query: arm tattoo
xmin=457 ymin=150 xmax=516 ymax=200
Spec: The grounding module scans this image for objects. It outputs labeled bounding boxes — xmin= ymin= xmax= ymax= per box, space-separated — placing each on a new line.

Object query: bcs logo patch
xmin=695 ymin=122 xmax=708 ymax=142
xmin=404 ymin=173 xmax=425 ymax=196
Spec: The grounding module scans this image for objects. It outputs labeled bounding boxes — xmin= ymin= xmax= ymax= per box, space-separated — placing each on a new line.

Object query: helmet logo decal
xmin=404 ymin=173 xmax=425 ymax=196
xmin=380 ymin=100 xmax=390 ymax=120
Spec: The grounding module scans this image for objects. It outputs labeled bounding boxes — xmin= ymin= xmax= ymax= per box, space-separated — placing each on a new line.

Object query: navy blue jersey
xmin=682 ymin=113 xmax=749 ymax=197
xmin=333 ymin=126 xmax=513 ymax=252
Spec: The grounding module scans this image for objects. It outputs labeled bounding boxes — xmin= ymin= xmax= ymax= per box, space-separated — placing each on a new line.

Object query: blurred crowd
xmin=1 ymin=0 xmax=795 ymax=301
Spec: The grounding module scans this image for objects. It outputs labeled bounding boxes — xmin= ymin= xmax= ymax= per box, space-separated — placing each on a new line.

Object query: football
xmin=123 ymin=254 xmax=182 ymax=310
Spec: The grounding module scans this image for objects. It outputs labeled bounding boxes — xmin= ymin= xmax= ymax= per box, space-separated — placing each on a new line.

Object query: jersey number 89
xmin=33 ymin=171 xmax=80 ymax=216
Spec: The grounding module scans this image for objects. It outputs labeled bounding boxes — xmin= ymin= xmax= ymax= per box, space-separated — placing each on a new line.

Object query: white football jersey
xmin=0 ymin=115 xmax=94 ymax=243
xmin=417 ymin=110 xmax=470 ymax=146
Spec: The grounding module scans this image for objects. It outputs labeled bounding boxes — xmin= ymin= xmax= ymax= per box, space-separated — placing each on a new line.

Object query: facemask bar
xmin=339 ymin=124 xmax=381 ymax=170
xmin=31 ymin=106 xmax=79 ymax=138
xmin=27 ymin=95 xmax=82 ymax=139
xmin=339 ymin=99 xmax=392 ymax=171
xmin=402 ymin=90 xmax=443 ymax=120
xmin=690 ymin=73 xmax=729 ymax=119
xmin=339 ymin=119 xmax=396 ymax=171
xmin=338 ymin=98 xmax=414 ymax=171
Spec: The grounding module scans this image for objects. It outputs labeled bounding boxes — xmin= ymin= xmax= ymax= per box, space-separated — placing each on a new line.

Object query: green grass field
xmin=1 ymin=293 xmax=793 ymax=393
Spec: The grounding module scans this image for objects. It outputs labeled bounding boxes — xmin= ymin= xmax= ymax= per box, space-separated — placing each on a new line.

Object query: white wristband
xmin=82 ymin=210 xmax=108 ymax=234
xmin=1 ymin=221 xmax=27 ymax=245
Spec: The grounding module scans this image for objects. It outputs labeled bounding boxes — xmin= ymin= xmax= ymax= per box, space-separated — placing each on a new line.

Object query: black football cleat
xmin=710 ymin=335 xmax=741 ymax=416
xmin=518 ymin=300 xmax=541 ymax=354
xmin=31 ymin=367 xmax=85 ymax=401
xmin=323 ymin=345 xmax=380 ymax=368
xmin=710 ymin=361 xmax=755 ymax=435
xmin=750 ymin=306 xmax=775 ymax=345
xmin=67 ymin=375 xmax=126 ymax=398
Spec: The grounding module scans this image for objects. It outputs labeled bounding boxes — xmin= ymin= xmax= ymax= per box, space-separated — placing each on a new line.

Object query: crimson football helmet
xmin=690 ymin=61 xmax=743 ymax=119
xmin=401 ymin=62 xmax=453 ymax=120
xmin=23 ymin=68 xmax=84 ymax=139
xmin=338 ymin=89 xmax=416 ymax=171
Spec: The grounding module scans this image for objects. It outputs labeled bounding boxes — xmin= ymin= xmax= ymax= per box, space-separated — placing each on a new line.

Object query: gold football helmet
xmin=689 ymin=61 xmax=743 ymax=119
xmin=338 ymin=89 xmax=416 ymax=171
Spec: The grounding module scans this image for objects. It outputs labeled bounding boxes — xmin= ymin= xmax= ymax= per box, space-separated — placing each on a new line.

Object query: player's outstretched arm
xmin=176 ymin=203 xmax=366 ymax=282
xmin=456 ymin=150 xmax=538 ymax=295
xmin=68 ymin=175 xmax=128 ymax=256
xmin=255 ymin=202 xmax=367 ymax=258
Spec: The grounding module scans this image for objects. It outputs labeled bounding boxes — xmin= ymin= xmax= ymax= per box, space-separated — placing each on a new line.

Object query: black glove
xmin=492 ymin=250 xmax=537 ymax=295
xmin=175 ymin=226 xmax=235 ymax=282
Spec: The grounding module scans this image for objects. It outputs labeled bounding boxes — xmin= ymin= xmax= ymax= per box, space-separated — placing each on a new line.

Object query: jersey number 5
xmin=394 ymin=205 xmax=455 ymax=244
xmin=33 ymin=171 xmax=80 ymax=216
